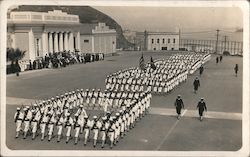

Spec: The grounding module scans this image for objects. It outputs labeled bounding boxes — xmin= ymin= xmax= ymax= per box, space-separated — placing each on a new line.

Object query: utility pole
xmin=215 ymin=29 xmax=220 ymax=54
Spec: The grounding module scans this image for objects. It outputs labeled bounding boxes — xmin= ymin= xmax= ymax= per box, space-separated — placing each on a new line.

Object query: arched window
xmin=173 ymin=38 xmax=176 ymax=43
xmin=163 ymin=38 xmax=165 ymax=43
xmin=152 ymin=39 xmax=154 ymax=44
xmin=157 ymin=39 xmax=160 ymax=43
xmin=168 ymin=38 xmax=170 ymax=43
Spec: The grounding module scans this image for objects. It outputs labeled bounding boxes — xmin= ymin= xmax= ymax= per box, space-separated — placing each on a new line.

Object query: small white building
xmin=80 ymin=23 xmax=117 ymax=54
xmin=7 ymin=10 xmax=81 ymax=61
xmin=136 ymin=31 xmax=180 ymax=51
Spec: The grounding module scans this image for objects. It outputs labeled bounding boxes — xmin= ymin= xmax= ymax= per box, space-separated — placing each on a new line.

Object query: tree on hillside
xmin=7 ymin=48 xmax=26 ymax=75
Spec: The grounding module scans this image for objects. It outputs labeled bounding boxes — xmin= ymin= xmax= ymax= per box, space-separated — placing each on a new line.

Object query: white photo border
xmin=0 ymin=0 xmax=249 ymax=156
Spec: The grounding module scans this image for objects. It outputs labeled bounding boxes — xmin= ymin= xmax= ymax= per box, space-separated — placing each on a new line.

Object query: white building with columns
xmin=80 ymin=23 xmax=117 ymax=54
xmin=7 ymin=10 xmax=81 ymax=61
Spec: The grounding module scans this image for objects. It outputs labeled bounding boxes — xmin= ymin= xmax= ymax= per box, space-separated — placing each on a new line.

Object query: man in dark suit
xmin=193 ymin=77 xmax=200 ymax=93
xmin=174 ymin=95 xmax=184 ymax=120
xmin=197 ymin=98 xmax=207 ymax=121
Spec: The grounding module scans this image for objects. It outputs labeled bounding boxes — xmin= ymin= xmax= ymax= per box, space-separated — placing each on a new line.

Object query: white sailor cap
xmin=84 ymin=115 xmax=88 ymax=119
xmin=74 ymin=113 xmax=78 ymax=117
xmin=26 ymin=106 xmax=30 ymax=109
xmin=98 ymin=89 xmax=100 ymax=91
xmin=77 ymin=89 xmax=80 ymax=92
xmin=69 ymin=92 xmax=72 ymax=95
xmin=116 ymin=113 xmax=120 ymax=116
xmin=42 ymin=101 xmax=46 ymax=103
xmin=61 ymin=95 xmax=64 ymax=97
xmin=102 ymin=116 xmax=107 ymax=120
xmin=34 ymin=104 xmax=37 ymax=107
xmin=201 ymin=97 xmax=204 ymax=100
xmin=92 ymin=89 xmax=95 ymax=91
xmin=56 ymin=96 xmax=59 ymax=98
xmin=93 ymin=116 xmax=97 ymax=119
xmin=23 ymin=108 xmax=27 ymax=111
xmin=67 ymin=113 xmax=71 ymax=116
xmin=65 ymin=93 xmax=68 ymax=95
xmin=16 ymin=107 xmax=20 ymax=110
xmin=51 ymin=97 xmax=55 ymax=100
xmin=80 ymin=89 xmax=83 ymax=91
xmin=80 ymin=105 xmax=83 ymax=108
xmin=86 ymin=89 xmax=89 ymax=91
xmin=72 ymin=91 xmax=75 ymax=94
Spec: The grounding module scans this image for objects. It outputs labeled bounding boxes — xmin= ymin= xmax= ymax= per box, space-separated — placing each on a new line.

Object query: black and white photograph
xmin=0 ymin=0 xmax=249 ymax=157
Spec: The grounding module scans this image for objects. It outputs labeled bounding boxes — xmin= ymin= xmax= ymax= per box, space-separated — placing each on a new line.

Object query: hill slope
xmin=12 ymin=5 xmax=134 ymax=49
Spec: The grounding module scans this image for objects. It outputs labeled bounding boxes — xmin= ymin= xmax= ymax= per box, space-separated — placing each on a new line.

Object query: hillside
xmin=12 ymin=5 xmax=134 ymax=49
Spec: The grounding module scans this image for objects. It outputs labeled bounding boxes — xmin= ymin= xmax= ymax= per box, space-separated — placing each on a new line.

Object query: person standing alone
xmin=193 ymin=77 xmax=200 ymax=93
xmin=174 ymin=95 xmax=184 ymax=120
xmin=197 ymin=98 xmax=207 ymax=121
xmin=234 ymin=64 xmax=239 ymax=77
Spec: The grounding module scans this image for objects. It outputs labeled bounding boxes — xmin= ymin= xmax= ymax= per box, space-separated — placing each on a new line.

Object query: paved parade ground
xmin=5 ymin=51 xmax=242 ymax=151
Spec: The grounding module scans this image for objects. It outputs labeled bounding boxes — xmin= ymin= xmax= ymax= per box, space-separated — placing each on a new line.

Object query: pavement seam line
xmin=155 ymin=119 xmax=179 ymax=150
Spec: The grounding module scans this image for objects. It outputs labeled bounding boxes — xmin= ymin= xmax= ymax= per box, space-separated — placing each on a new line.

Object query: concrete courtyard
xmin=5 ymin=51 xmax=243 ymax=151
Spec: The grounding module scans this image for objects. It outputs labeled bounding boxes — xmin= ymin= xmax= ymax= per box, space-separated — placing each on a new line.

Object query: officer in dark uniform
xmin=197 ymin=98 xmax=207 ymax=121
xmin=193 ymin=77 xmax=200 ymax=93
xmin=174 ymin=95 xmax=184 ymax=119
xmin=216 ymin=57 xmax=219 ymax=64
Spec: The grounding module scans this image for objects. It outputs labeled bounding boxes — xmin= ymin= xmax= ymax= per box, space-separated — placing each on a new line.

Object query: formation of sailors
xmin=14 ymin=88 xmax=152 ymax=149
xmin=14 ymin=52 xmax=211 ymax=148
xmin=105 ymin=53 xmax=210 ymax=94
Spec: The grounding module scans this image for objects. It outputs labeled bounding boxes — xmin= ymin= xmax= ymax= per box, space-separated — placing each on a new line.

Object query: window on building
xmin=173 ymin=38 xmax=176 ymax=43
xmin=152 ymin=39 xmax=154 ymax=44
xmin=168 ymin=38 xmax=170 ymax=43
xmin=172 ymin=48 xmax=174 ymax=50
xmin=163 ymin=38 xmax=165 ymax=43
xmin=157 ymin=39 xmax=159 ymax=43
xmin=112 ymin=41 xmax=115 ymax=44
xmin=84 ymin=39 xmax=89 ymax=43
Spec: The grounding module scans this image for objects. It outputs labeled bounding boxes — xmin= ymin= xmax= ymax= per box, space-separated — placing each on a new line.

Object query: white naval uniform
xmin=64 ymin=117 xmax=73 ymax=137
xmin=48 ymin=115 xmax=57 ymax=135
xmin=31 ymin=112 xmax=41 ymax=133
xmin=14 ymin=111 xmax=24 ymax=132
xmin=90 ymin=120 xmax=101 ymax=140
xmin=56 ymin=116 xmax=64 ymax=135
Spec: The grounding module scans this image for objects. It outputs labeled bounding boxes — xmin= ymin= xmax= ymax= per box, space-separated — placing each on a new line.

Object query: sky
xmin=93 ymin=6 xmax=243 ymax=33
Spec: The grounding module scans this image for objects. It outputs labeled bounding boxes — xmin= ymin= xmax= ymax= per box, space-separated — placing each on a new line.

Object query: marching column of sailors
xmin=105 ymin=53 xmax=210 ymax=94
xmin=14 ymin=89 xmax=152 ymax=149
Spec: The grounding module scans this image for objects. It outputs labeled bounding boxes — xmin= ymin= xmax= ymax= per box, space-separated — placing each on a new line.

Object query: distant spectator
xmin=29 ymin=60 xmax=32 ymax=70
xmin=33 ymin=60 xmax=36 ymax=70
xmin=219 ymin=55 xmax=223 ymax=62
xmin=234 ymin=64 xmax=238 ymax=77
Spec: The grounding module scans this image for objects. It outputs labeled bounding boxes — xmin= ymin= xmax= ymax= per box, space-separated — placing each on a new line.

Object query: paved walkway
xmin=150 ymin=107 xmax=242 ymax=120
xmin=5 ymin=51 xmax=243 ymax=152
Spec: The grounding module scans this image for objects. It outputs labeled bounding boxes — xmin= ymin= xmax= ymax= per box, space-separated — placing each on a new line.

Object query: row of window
xmin=151 ymin=38 xmax=176 ymax=44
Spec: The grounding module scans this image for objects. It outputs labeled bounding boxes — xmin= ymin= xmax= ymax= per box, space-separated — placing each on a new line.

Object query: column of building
xmin=47 ymin=31 xmax=76 ymax=53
